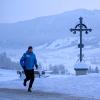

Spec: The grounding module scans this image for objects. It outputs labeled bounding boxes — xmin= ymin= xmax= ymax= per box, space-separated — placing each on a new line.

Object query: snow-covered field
xmin=35 ymin=37 xmax=100 ymax=74
xmin=0 ymin=37 xmax=100 ymax=99
xmin=0 ymin=69 xmax=100 ymax=100
xmin=0 ymin=69 xmax=18 ymax=82
xmin=3 ymin=37 xmax=100 ymax=74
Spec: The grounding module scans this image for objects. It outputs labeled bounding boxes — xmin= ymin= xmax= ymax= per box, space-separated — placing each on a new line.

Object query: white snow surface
xmin=3 ymin=36 xmax=100 ymax=74
xmin=0 ymin=69 xmax=100 ymax=99
xmin=1 ymin=37 xmax=100 ymax=74
xmin=0 ymin=69 xmax=18 ymax=82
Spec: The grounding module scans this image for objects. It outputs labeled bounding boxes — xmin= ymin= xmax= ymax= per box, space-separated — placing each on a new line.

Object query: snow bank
xmin=74 ymin=61 xmax=89 ymax=69
xmin=0 ymin=69 xmax=18 ymax=82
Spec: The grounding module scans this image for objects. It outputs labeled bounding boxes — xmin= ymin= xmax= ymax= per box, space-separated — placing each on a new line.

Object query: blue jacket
xmin=20 ymin=51 xmax=37 ymax=70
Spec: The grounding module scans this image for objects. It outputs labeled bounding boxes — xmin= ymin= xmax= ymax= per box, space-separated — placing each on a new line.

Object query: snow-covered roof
xmin=74 ymin=61 xmax=89 ymax=69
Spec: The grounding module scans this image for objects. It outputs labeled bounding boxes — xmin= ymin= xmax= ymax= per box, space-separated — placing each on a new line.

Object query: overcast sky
xmin=0 ymin=0 xmax=100 ymax=23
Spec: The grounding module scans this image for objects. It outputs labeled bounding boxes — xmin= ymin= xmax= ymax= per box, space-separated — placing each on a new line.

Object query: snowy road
xmin=0 ymin=69 xmax=100 ymax=100
xmin=0 ymin=88 xmax=97 ymax=100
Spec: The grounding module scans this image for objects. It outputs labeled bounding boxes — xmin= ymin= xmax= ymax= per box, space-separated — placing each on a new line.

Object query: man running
xmin=20 ymin=46 xmax=38 ymax=92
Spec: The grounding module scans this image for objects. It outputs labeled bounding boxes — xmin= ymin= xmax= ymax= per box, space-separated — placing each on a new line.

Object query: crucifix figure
xmin=70 ymin=17 xmax=92 ymax=62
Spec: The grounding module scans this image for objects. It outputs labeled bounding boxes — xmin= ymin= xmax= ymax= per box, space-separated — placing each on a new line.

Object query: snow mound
xmin=74 ymin=61 xmax=89 ymax=69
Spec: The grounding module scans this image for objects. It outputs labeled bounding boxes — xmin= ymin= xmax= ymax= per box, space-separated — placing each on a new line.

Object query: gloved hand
xmin=35 ymin=64 xmax=38 ymax=70
xmin=22 ymin=66 xmax=26 ymax=71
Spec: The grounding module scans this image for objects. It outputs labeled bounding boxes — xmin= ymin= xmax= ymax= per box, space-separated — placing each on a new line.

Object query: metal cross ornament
xmin=70 ymin=17 xmax=92 ymax=62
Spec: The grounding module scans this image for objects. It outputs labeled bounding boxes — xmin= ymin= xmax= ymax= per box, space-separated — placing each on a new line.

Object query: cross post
xmin=70 ymin=17 xmax=92 ymax=62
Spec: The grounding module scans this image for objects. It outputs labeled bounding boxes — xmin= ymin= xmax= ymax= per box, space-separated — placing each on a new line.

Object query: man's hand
xmin=35 ymin=64 xmax=38 ymax=70
xmin=22 ymin=66 xmax=26 ymax=71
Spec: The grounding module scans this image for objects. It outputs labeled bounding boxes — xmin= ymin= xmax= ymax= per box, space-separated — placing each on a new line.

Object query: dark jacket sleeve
xmin=20 ymin=53 xmax=26 ymax=69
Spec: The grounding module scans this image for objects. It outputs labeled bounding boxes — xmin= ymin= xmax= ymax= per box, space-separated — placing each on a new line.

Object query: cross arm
xmin=70 ymin=28 xmax=80 ymax=32
xmin=70 ymin=28 xmax=92 ymax=32
xmin=82 ymin=29 xmax=92 ymax=32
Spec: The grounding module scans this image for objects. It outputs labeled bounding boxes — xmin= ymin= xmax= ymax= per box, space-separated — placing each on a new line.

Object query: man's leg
xmin=28 ymin=70 xmax=35 ymax=92
xmin=24 ymin=70 xmax=30 ymax=86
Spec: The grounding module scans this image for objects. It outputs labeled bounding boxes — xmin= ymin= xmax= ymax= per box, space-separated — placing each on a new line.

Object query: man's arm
xmin=20 ymin=53 xmax=26 ymax=70
xmin=34 ymin=54 xmax=38 ymax=69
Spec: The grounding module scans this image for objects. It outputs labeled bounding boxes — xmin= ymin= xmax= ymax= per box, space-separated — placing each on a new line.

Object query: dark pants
xmin=24 ymin=69 xmax=35 ymax=89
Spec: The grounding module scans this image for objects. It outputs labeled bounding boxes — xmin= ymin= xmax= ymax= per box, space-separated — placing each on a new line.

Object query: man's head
xmin=28 ymin=46 xmax=33 ymax=53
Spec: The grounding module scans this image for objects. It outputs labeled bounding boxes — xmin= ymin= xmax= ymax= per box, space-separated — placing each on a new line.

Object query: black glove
xmin=22 ymin=66 xmax=26 ymax=71
xmin=35 ymin=64 xmax=38 ymax=69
